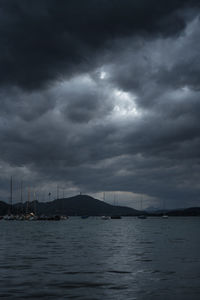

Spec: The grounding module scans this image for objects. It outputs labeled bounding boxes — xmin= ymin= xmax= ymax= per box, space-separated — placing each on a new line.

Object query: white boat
xmin=3 ymin=214 xmax=15 ymax=220
xmin=162 ymin=214 xmax=169 ymax=219
xmin=25 ymin=212 xmax=38 ymax=220
xmin=138 ymin=215 xmax=147 ymax=219
xmin=4 ymin=177 xmax=15 ymax=220
xmin=60 ymin=215 xmax=69 ymax=220
xmin=101 ymin=216 xmax=110 ymax=220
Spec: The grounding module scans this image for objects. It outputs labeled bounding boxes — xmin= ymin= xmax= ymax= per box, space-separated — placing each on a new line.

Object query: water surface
xmin=0 ymin=217 xmax=200 ymax=299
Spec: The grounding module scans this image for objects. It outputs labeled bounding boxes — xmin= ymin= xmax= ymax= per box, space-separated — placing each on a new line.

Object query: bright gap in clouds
xmin=112 ymin=89 xmax=141 ymax=118
xmin=100 ymin=71 xmax=107 ymax=79
xmin=57 ymin=72 xmax=142 ymax=122
xmin=98 ymin=68 xmax=141 ymax=119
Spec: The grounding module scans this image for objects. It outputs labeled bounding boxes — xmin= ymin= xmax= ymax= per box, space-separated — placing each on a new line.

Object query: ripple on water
xmin=0 ymin=218 xmax=200 ymax=300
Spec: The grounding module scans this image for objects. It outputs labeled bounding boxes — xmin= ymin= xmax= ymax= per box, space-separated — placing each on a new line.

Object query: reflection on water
xmin=0 ymin=217 xmax=200 ymax=299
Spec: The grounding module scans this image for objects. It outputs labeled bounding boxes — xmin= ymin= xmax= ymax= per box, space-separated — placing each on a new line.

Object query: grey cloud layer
xmin=0 ymin=0 xmax=199 ymax=89
xmin=106 ymin=17 xmax=200 ymax=159
xmin=0 ymin=1 xmax=200 ymax=208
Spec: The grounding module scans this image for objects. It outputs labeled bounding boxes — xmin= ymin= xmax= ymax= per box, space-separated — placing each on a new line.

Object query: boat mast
xmin=57 ymin=184 xmax=59 ymax=200
xmin=20 ymin=180 xmax=23 ymax=214
xmin=9 ymin=176 xmax=13 ymax=215
xmin=33 ymin=190 xmax=37 ymax=215
xmin=103 ymin=192 xmax=105 ymax=201
xmin=26 ymin=187 xmax=30 ymax=214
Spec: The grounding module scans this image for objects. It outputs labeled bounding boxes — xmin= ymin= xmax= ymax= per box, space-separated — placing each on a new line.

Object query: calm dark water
xmin=0 ymin=217 xmax=200 ymax=300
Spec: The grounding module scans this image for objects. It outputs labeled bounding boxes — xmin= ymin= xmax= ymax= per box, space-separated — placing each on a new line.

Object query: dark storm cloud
xmin=59 ymin=76 xmax=112 ymax=123
xmin=0 ymin=75 xmax=116 ymax=168
xmin=0 ymin=1 xmax=200 ymax=209
xmin=0 ymin=87 xmax=55 ymax=120
xmin=0 ymin=0 xmax=199 ymax=89
xmin=107 ymin=17 xmax=200 ymax=101
xmin=105 ymin=17 xmax=200 ymax=162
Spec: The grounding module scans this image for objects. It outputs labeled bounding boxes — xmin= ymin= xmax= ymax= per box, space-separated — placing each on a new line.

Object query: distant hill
xmin=147 ymin=207 xmax=200 ymax=216
xmin=0 ymin=194 xmax=139 ymax=216
xmin=1 ymin=195 xmax=200 ymax=217
xmin=167 ymin=207 xmax=200 ymax=216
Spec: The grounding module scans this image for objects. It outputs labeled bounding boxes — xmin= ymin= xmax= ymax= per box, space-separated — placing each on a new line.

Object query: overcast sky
xmin=0 ymin=0 xmax=200 ymax=209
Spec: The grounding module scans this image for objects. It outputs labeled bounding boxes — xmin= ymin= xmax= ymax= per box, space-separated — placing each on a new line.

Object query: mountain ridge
xmin=1 ymin=195 xmax=200 ymax=216
xmin=0 ymin=194 xmax=140 ymax=216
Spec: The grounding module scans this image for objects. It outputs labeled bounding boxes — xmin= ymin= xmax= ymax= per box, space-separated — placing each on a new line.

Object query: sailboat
xmin=162 ymin=214 xmax=169 ymax=219
xmin=111 ymin=192 xmax=121 ymax=219
xmin=138 ymin=214 xmax=147 ymax=219
xmin=162 ymin=199 xmax=168 ymax=218
xmin=24 ymin=188 xmax=38 ymax=220
xmin=101 ymin=192 xmax=111 ymax=220
xmin=138 ymin=195 xmax=147 ymax=219
xmin=101 ymin=215 xmax=111 ymax=220
xmin=4 ymin=176 xmax=15 ymax=220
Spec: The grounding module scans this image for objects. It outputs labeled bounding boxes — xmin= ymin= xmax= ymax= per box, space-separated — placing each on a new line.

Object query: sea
xmin=0 ymin=217 xmax=200 ymax=300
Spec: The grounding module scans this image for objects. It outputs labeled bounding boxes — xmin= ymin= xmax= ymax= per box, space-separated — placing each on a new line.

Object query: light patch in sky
xmin=170 ymin=86 xmax=192 ymax=102
xmin=181 ymin=86 xmax=190 ymax=93
xmin=112 ymin=89 xmax=141 ymax=118
xmin=100 ymin=71 xmax=107 ymax=79
xmin=90 ymin=190 xmax=157 ymax=209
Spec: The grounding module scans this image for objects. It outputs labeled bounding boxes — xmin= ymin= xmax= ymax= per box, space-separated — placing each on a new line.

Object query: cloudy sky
xmin=0 ymin=0 xmax=200 ymax=209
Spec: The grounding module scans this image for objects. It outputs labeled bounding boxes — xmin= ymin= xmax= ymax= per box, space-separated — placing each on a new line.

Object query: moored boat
xmin=138 ymin=215 xmax=147 ymax=219
xmin=101 ymin=216 xmax=110 ymax=220
xmin=162 ymin=214 xmax=169 ymax=219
